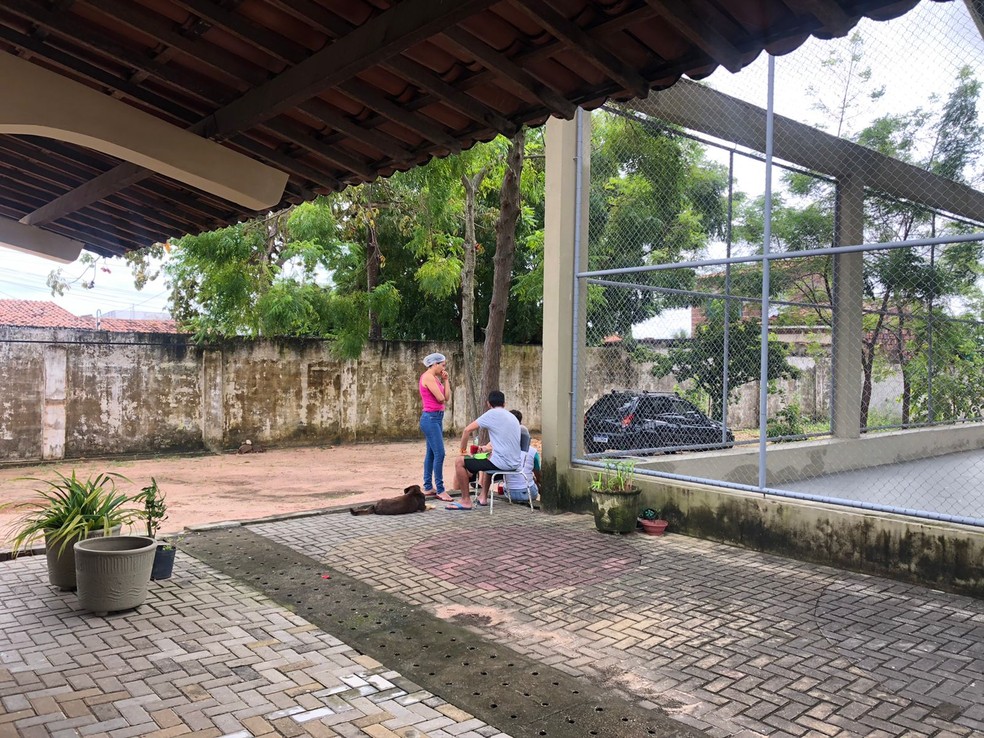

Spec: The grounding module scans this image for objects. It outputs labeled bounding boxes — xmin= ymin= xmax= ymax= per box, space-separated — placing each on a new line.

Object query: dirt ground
xmin=0 ymin=440 xmax=441 ymax=549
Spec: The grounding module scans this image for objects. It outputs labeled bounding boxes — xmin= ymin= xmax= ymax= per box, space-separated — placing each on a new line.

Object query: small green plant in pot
xmin=2 ymin=471 xmax=144 ymax=590
xmin=136 ymin=478 xmax=176 ymax=581
xmin=589 ymin=460 xmax=641 ymax=534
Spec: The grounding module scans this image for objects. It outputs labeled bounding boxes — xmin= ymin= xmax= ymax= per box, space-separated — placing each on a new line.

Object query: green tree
xmin=653 ymin=318 xmax=799 ymax=420
xmin=161 ymin=199 xmax=400 ymax=356
xmin=586 ymin=111 xmax=728 ymax=344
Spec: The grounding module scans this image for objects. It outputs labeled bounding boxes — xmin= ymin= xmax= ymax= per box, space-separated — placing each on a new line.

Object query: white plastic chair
xmin=486 ymin=467 xmax=535 ymax=514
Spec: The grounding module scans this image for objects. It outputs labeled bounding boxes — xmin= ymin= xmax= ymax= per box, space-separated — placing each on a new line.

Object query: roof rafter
xmin=443 ymin=26 xmax=576 ymax=119
xmin=512 ymin=0 xmax=650 ymax=99
xmin=641 ymin=0 xmax=744 ymax=73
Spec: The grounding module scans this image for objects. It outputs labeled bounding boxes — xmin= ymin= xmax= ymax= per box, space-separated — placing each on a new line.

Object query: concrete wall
xmin=636 ymin=424 xmax=984 ymax=486
xmin=0 ymin=326 xmax=905 ymax=463
xmin=0 ymin=327 xmax=547 ymax=461
xmin=542 ymin=465 xmax=984 ymax=597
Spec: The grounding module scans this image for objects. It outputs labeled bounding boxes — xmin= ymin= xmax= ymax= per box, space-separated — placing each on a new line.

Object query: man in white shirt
xmin=447 ymin=390 xmax=521 ymax=510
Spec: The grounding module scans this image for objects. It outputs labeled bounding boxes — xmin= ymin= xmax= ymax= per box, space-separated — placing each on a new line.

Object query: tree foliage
xmin=586 ymin=112 xmax=729 ymax=344
xmin=653 ymin=318 xmax=799 ymax=420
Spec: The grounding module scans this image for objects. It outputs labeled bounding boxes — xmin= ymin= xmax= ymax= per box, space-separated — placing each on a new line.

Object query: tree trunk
xmin=479 ymin=129 xmax=525 ymax=422
xmin=366 ymin=217 xmax=382 ymax=340
xmin=860 ymin=290 xmax=891 ymax=429
xmin=461 ymin=169 xmax=487 ymax=420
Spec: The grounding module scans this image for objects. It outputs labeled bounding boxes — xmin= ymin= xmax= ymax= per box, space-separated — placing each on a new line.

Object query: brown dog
xmin=350 ymin=484 xmax=427 ymax=516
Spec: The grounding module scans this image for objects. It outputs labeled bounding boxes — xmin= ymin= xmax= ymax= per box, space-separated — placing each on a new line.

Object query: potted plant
xmin=137 ymin=478 xmax=176 ymax=580
xmin=2 ymin=471 xmax=144 ymax=590
xmin=589 ymin=460 xmax=641 ymax=534
xmin=639 ymin=507 xmax=669 ymax=536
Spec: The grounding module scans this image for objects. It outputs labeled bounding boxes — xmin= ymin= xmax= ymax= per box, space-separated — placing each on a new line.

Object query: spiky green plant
xmin=2 ymin=471 xmax=145 ymax=557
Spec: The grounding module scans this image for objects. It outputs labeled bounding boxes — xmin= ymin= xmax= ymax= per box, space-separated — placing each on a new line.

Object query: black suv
xmin=584 ymin=390 xmax=734 ymax=455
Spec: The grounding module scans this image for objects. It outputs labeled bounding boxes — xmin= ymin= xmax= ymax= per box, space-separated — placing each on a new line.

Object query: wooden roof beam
xmin=443 ymin=26 xmax=576 ymax=119
xmin=337 ymin=80 xmax=462 ymax=153
xmin=513 ymin=0 xmax=650 ymax=99
xmin=642 ymin=0 xmax=744 ymax=73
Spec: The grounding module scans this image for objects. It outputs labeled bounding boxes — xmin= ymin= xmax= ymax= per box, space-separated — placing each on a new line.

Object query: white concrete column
xmin=832 ymin=176 xmax=864 ymax=439
xmin=201 ymin=349 xmax=225 ymax=452
xmin=542 ymin=111 xmax=590 ymax=508
xmin=41 ymin=345 xmax=67 ymax=460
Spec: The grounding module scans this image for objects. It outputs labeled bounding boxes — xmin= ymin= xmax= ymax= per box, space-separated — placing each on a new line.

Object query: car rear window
xmin=586 ymin=393 xmax=635 ymax=418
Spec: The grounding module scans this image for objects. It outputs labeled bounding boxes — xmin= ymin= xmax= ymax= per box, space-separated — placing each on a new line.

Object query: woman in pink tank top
xmin=419 ymin=352 xmax=452 ymax=501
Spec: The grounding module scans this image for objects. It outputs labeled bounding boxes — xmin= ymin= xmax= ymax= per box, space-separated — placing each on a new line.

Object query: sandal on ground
xmin=445 ymin=502 xmax=473 ymax=510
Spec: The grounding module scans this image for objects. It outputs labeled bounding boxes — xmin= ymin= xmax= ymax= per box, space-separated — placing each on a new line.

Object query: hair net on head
xmin=423 ymin=352 xmax=447 ymax=367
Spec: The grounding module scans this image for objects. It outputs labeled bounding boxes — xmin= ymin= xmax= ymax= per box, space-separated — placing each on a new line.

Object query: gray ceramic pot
xmin=74 ymin=536 xmax=157 ymax=615
xmin=45 ymin=526 xmax=120 ymax=591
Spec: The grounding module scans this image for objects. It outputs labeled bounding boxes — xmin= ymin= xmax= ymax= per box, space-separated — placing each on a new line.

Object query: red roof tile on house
xmin=0 ymin=299 xmax=179 ymax=333
xmin=0 ymin=299 xmax=90 ymax=329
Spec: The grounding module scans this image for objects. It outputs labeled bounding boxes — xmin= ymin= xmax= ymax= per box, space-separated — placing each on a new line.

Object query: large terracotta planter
xmin=590 ymin=487 xmax=641 ymax=534
xmin=74 ymin=536 xmax=157 ymax=615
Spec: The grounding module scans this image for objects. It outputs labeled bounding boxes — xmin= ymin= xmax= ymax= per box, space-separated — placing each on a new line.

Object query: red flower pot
xmin=639 ymin=518 xmax=669 ymax=536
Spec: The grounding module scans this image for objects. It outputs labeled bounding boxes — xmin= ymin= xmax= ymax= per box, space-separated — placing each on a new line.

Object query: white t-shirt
xmin=477 ymin=407 xmax=522 ymax=470
xmin=505 ymin=448 xmax=539 ymax=500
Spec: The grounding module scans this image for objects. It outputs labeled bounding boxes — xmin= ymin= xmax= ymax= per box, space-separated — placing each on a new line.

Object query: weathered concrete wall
xmin=636 ymin=424 xmax=984 ymax=486
xmin=0 ymin=328 xmax=547 ymax=461
xmin=0 ymin=326 xmax=904 ymax=462
xmin=543 ymin=466 xmax=984 ymax=598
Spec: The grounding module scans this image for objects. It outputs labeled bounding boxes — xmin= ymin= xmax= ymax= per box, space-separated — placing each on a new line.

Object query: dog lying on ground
xmin=350 ymin=484 xmax=427 ymax=515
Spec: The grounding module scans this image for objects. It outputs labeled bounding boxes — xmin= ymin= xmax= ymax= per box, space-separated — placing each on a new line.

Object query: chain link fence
xmin=574 ymin=1 xmax=984 ymax=525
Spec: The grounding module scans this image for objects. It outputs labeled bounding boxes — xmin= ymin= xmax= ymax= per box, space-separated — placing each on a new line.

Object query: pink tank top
xmin=420 ymin=375 xmax=445 ymax=412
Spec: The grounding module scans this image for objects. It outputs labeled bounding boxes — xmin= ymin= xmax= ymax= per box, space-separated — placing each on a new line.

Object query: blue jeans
xmin=419 ymin=411 xmax=446 ymax=493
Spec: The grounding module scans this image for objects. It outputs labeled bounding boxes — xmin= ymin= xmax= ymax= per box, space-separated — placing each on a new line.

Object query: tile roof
xmin=0 ymin=0 xmax=924 ymax=258
xmin=0 ymin=299 xmax=178 ymax=333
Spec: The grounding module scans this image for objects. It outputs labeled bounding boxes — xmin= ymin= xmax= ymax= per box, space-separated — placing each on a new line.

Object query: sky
xmin=1 ymin=0 xmax=981 ymax=328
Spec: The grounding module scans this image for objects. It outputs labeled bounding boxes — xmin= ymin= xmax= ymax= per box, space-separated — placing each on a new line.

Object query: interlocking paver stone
xmin=249 ymin=505 xmax=984 ymax=738
xmin=4 ymin=501 xmax=984 ymax=737
xmin=0 ymin=555 xmax=512 ymax=738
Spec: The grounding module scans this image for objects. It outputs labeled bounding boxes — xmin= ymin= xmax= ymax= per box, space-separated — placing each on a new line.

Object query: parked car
xmin=584 ymin=390 xmax=734 ymax=455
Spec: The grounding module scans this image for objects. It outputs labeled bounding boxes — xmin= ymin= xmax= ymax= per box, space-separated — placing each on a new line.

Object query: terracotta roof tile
xmin=0 ymin=299 xmax=90 ymax=329
xmin=0 ymin=299 xmax=179 ymax=333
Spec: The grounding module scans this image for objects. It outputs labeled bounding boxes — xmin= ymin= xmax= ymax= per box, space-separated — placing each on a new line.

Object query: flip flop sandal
xmin=444 ymin=502 xmax=473 ymax=511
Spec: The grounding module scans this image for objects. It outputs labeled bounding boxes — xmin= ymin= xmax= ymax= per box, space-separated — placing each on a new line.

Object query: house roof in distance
xmin=0 ymin=299 xmax=178 ymax=333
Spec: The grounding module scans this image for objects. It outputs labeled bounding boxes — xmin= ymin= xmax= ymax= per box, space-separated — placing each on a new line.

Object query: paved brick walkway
xmin=0 ymin=555 xmax=508 ymax=738
xmin=253 ymin=506 xmax=984 ymax=738
xmin=2 ymin=503 xmax=984 ymax=737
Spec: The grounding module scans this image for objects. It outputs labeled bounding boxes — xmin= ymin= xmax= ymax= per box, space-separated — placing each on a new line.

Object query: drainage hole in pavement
xmin=480 ymin=671 xmax=488 ymax=676
xmin=594 ymin=707 xmax=603 ymax=712
xmin=531 ymin=671 xmax=538 ymax=675
xmin=468 ymin=646 xmax=475 ymax=651
xmin=491 ymin=703 xmax=497 ymax=709
xmin=463 ymin=661 xmax=469 ymax=666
